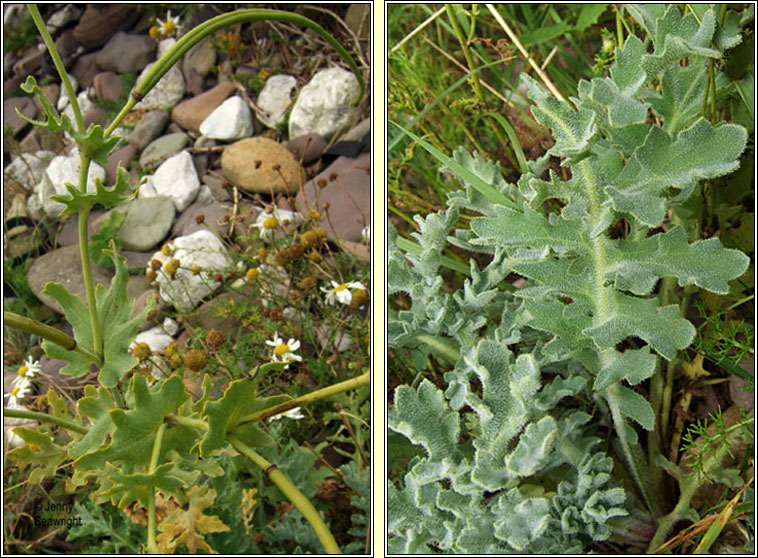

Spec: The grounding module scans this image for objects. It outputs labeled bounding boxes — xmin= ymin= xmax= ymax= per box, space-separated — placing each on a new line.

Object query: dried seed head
xmin=132 ymin=342 xmax=152 ymax=361
xmin=272 ymin=163 xmax=281 ymax=172
xmin=351 ymin=289 xmax=369 ymax=307
xmin=205 ymin=328 xmax=227 ymax=349
xmin=150 ymin=259 xmax=162 ymax=271
xmin=309 ymin=249 xmax=322 ymax=263
xmin=146 ymin=309 xmax=158 ymax=321
xmin=213 ymin=273 xmax=223 ymax=282
xmin=315 ymin=227 xmax=328 ymax=242
xmin=317 ymin=178 xmax=327 ymax=188
xmin=163 ymin=258 xmax=181 ymax=277
xmin=298 ymin=276 xmax=318 ymax=291
xmin=287 ymin=243 xmax=305 ymax=260
xmin=191 ymin=264 xmax=202 ymax=275
xmin=308 ymin=209 xmax=321 ymax=221
xmin=300 ymin=230 xmax=317 ymax=249
xmin=145 ymin=269 xmax=157 ymax=283
xmin=328 ymin=172 xmax=338 ymax=182
xmin=274 ymin=250 xmax=289 ymax=267
xmin=195 ymin=213 xmax=205 ymax=225
xmin=169 ymin=353 xmax=182 ymax=369
xmin=184 ymin=349 xmax=208 ymax=371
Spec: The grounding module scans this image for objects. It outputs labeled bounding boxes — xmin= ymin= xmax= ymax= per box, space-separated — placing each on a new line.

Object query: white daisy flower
xmin=268 ymin=407 xmax=305 ymax=422
xmin=321 ymin=280 xmax=367 ymax=306
xmin=5 ymin=378 xmax=32 ymax=406
xmin=252 ymin=209 xmax=303 ymax=242
xmin=265 ymin=332 xmax=302 ymax=368
xmin=156 ymin=10 xmax=180 ymax=36
xmin=12 ymin=356 xmax=40 ymax=388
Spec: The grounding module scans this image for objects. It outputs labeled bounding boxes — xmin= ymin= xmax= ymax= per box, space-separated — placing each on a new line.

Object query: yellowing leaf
xmin=156 ymin=486 xmax=230 ymax=554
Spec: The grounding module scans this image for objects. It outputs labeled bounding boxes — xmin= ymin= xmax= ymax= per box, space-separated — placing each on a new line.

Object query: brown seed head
xmin=184 ymin=349 xmax=208 ymax=371
xmin=205 ymin=328 xmax=227 ymax=349
xmin=300 ymin=230 xmax=317 ymax=249
xmin=317 ymin=178 xmax=327 ymax=188
xmin=150 ymin=259 xmax=162 ymax=271
xmin=195 ymin=213 xmax=205 ymax=225
xmin=287 ymin=243 xmax=305 ymax=260
xmin=298 ymin=276 xmax=318 ymax=291
xmin=132 ymin=342 xmax=152 ymax=361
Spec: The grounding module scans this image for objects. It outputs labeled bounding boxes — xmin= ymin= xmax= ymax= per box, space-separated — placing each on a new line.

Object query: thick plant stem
xmin=234 ymin=371 xmax=369 ymax=427
xmin=3 ymin=407 xmax=88 ymax=435
xmin=3 ymin=311 xmax=100 ymax=365
xmin=146 ymin=421 xmax=166 ymax=554
xmin=78 ymin=199 xmax=103 ymax=360
xmin=228 ymin=435 xmax=342 ymax=554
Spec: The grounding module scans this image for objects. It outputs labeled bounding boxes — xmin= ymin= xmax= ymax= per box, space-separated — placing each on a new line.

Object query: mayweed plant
xmin=4 ymin=5 xmax=369 ymax=554
xmin=389 ymin=4 xmax=752 ymax=554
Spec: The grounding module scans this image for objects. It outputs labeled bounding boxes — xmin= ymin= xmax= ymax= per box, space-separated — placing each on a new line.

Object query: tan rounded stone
xmin=221 ymin=137 xmax=305 ymax=195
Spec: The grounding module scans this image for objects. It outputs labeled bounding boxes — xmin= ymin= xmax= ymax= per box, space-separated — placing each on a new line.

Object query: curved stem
xmin=146 ymin=421 xmax=167 ymax=555
xmin=27 ymin=4 xmax=84 ymax=132
xmin=3 ymin=407 xmax=88 ymax=435
xmin=4 ymin=311 xmax=101 ymax=365
xmin=106 ymin=8 xmax=364 ymax=137
xmin=228 ymin=435 xmax=341 ymax=554
xmin=446 ymin=5 xmax=485 ymax=106
xmin=234 ymin=372 xmax=369 ymax=427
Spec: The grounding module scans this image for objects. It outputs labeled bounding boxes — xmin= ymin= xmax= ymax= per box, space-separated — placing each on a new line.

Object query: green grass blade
xmin=389 ymin=119 xmax=518 ymax=209
xmin=478 ymin=112 xmax=530 ymax=174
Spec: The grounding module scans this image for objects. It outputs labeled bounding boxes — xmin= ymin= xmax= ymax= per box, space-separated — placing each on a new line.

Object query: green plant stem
xmin=3 ymin=311 xmax=101 ymax=365
xmin=106 ymin=9 xmax=364 ymax=137
xmin=228 ymin=435 xmax=341 ymax=554
xmin=234 ymin=372 xmax=370 ymax=427
xmin=146 ymin=421 xmax=166 ymax=554
xmin=3 ymin=407 xmax=88 ymax=435
xmin=27 ymin=5 xmax=83 ymax=131
xmin=445 ymin=5 xmax=486 ymax=107
xmin=77 ymin=193 xmax=103 ymax=360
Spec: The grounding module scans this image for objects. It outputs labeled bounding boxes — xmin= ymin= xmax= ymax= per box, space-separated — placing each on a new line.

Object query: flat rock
xmin=182 ymin=36 xmax=216 ymax=81
xmin=288 ymin=67 xmax=360 ymax=140
xmin=199 ymin=95 xmax=253 ymax=140
xmin=138 ymin=132 xmax=189 ymax=169
xmin=149 ymin=230 xmax=231 ymax=313
xmin=3 ymin=97 xmax=36 ymax=137
xmin=128 ymin=110 xmax=170 ymax=152
xmin=96 ymin=32 xmax=156 ymax=73
xmin=293 ymin=152 xmax=370 ymax=243
xmin=287 ymin=133 xmax=326 ymax=165
xmin=171 ymin=81 xmax=236 ymax=132
xmin=72 ymin=4 xmax=139 ymax=48
xmin=172 ymin=201 xmax=233 ymax=237
xmin=4 ymin=150 xmax=56 ymax=191
xmin=27 ymin=245 xmax=113 ymax=314
xmin=134 ymin=62 xmax=185 ymax=111
xmin=257 ymin=74 xmax=296 ymax=129
xmin=104 ymin=144 xmax=136 ymax=185
xmin=184 ymin=291 xmax=256 ymax=341
xmin=116 ymin=196 xmax=176 ymax=251
xmin=338 ymin=117 xmax=371 ymax=143
xmin=134 ymin=326 xmax=174 ymax=353
xmin=92 ymin=71 xmax=123 ymax=104
xmin=221 ymin=137 xmax=304 ymax=195
xmin=142 ymin=151 xmax=200 ymax=212
xmin=70 ymin=52 xmax=101 ymax=89
xmin=57 ymin=74 xmax=78 ymax=111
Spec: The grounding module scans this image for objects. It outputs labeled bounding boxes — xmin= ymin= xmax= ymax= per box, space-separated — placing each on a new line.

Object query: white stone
xmin=157 ymin=38 xmax=176 ymax=58
xmin=134 ymin=62 xmax=185 ymax=110
xmin=133 ymin=326 xmax=174 ymax=352
xmin=57 ymin=74 xmax=78 ymax=111
xmin=163 ymin=317 xmax=180 ymax=336
xmin=63 ymin=90 xmax=95 ymax=125
xmin=37 ymin=151 xmax=106 ymax=217
xmin=149 ymin=230 xmax=231 ymax=313
xmin=195 ymin=184 xmax=215 ymax=205
xmin=257 ymin=74 xmax=296 ymax=129
xmin=4 ymin=150 xmax=56 ymax=189
xmin=315 ymin=321 xmax=355 ymax=353
xmin=144 ymin=151 xmax=199 ymax=211
xmin=199 ymin=96 xmax=253 ymax=140
xmin=288 ymin=67 xmax=360 ymax=140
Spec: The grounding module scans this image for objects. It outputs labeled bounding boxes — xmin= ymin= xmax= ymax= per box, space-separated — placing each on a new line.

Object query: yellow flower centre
xmin=18 ymin=366 xmax=28 ymax=377
xmin=11 ymin=387 xmax=20 ymax=396
xmin=334 ymin=284 xmax=349 ymax=292
xmin=274 ymin=343 xmax=290 ymax=356
xmin=263 ymin=217 xmax=279 ymax=229
xmin=163 ymin=20 xmax=176 ymax=34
